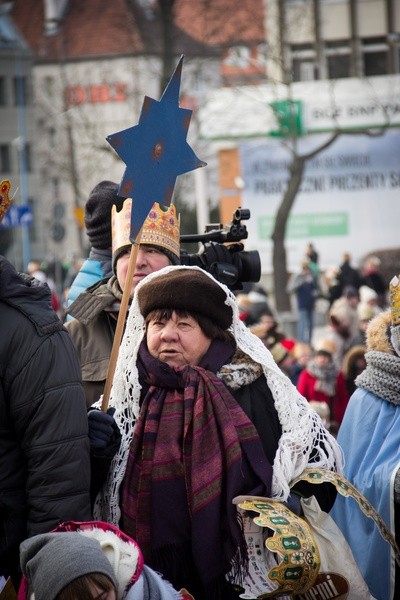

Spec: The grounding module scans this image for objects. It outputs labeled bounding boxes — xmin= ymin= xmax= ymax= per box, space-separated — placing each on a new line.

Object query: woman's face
xmin=146 ymin=311 xmax=212 ymax=368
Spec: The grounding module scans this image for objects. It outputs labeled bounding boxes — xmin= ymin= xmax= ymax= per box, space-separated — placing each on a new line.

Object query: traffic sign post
xmin=0 ymin=205 xmax=33 ymax=228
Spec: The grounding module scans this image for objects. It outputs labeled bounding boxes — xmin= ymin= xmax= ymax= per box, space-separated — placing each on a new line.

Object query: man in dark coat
xmin=338 ymin=252 xmax=361 ymax=291
xmin=0 ymin=255 xmax=91 ymax=588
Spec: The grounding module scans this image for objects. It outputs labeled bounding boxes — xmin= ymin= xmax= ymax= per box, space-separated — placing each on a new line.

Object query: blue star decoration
xmin=106 ymin=54 xmax=207 ymax=242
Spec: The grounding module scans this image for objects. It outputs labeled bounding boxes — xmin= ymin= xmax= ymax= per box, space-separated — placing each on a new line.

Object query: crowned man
xmin=66 ymin=199 xmax=180 ymax=409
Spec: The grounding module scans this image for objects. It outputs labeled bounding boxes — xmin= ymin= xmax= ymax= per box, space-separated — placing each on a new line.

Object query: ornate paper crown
xmin=111 ymin=199 xmax=180 ymax=266
xmin=0 ymin=180 xmax=12 ymax=224
xmin=390 ymin=275 xmax=400 ymax=327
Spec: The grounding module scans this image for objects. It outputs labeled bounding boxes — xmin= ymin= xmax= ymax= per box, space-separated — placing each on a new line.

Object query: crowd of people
xmin=1 ymin=179 xmax=399 ymax=600
xmin=236 ymin=245 xmax=388 ymax=435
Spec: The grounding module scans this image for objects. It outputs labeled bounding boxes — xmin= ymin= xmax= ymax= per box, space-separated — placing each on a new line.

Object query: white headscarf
xmin=94 ymin=266 xmax=343 ymax=525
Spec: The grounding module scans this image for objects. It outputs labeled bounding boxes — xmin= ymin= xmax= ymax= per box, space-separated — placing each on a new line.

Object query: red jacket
xmin=297 ymin=369 xmax=349 ymax=425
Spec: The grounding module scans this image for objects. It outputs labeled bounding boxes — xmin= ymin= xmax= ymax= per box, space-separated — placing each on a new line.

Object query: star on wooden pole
xmin=106 ymin=54 xmax=206 ymax=243
xmin=101 ymin=55 xmax=206 ymax=412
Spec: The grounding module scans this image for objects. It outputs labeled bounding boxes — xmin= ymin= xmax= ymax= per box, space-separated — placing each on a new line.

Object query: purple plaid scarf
xmin=120 ymin=343 xmax=273 ymax=587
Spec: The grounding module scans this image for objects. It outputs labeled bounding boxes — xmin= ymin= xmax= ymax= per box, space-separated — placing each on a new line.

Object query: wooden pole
xmin=101 ymin=229 xmax=142 ymax=411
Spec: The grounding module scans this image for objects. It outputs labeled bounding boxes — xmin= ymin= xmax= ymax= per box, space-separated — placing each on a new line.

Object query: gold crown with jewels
xmin=111 ymin=199 xmax=180 ymax=268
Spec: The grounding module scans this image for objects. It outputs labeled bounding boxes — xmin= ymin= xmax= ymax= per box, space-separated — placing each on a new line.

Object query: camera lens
xmin=237 ymin=250 xmax=261 ymax=283
xmin=234 ymin=208 xmax=251 ymax=221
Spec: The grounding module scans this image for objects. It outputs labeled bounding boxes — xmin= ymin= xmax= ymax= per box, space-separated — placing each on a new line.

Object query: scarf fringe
xmin=229 ymin=509 xmax=249 ymax=586
xmin=150 ymin=525 xmax=249 ymax=600
xmin=151 ymin=541 xmax=196 ymax=587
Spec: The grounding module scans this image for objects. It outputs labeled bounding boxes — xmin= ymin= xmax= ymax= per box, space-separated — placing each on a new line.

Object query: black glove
xmin=89 ymin=408 xmax=121 ymax=507
xmin=199 ymin=241 xmax=244 ymax=289
xmin=200 ymin=241 xmax=244 ymax=264
xmin=88 ymin=407 xmax=119 ymax=451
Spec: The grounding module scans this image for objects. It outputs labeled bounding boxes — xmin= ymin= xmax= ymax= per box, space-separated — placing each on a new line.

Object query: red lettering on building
xmin=65 ymin=86 xmax=86 ymax=105
xmin=113 ymin=83 xmax=128 ymax=102
xmin=65 ymin=83 xmax=128 ymax=106
xmin=88 ymin=84 xmax=111 ymax=103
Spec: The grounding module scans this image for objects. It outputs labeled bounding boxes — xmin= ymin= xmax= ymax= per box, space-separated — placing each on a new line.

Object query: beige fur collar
xmin=217 ymin=348 xmax=263 ymax=390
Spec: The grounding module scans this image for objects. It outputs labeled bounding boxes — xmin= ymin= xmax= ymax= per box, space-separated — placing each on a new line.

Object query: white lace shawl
xmin=94 ymin=265 xmax=343 ymax=525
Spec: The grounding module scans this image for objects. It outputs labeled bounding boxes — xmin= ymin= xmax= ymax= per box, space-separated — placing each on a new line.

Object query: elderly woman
xmin=94 ymin=266 xmax=342 ymax=600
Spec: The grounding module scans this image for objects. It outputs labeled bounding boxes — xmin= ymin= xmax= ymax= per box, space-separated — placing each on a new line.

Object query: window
xmin=0 ymin=76 xmax=6 ymax=106
xmin=290 ymin=44 xmax=316 ymax=82
xmin=326 ymin=41 xmax=351 ymax=79
xmin=13 ymin=76 xmax=30 ymax=106
xmin=52 ymin=177 xmax=60 ymax=198
xmin=28 ymin=197 xmax=37 ymax=242
xmin=25 ymin=143 xmax=32 ymax=172
xmin=43 ymin=76 xmax=55 ymax=99
xmin=48 ymin=126 xmax=56 ymax=149
xmin=327 ymin=54 xmax=351 ymax=79
xmin=0 ymin=144 xmax=11 ymax=172
xmin=362 ymin=37 xmax=388 ymax=76
xmin=223 ymin=46 xmax=252 ymax=69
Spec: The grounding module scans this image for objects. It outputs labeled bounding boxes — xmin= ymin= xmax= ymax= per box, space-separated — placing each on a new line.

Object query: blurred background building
xmin=1 ymin=0 xmax=399 ymax=307
xmin=1 ymin=0 xmax=267 ymax=272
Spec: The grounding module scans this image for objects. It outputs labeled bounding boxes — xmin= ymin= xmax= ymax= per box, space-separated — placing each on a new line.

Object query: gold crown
xmin=234 ymin=496 xmax=320 ymax=596
xmin=111 ymin=199 xmax=180 ymax=265
xmin=390 ymin=275 xmax=400 ymax=327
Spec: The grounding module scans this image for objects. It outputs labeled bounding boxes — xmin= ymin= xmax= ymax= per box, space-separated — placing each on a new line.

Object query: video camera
xmin=180 ymin=208 xmax=261 ymax=290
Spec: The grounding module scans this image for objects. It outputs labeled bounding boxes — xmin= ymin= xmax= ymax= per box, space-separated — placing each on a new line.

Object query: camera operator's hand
xmin=198 ymin=241 xmax=243 ymax=289
xmin=180 ymin=241 xmax=261 ymax=290
xmin=199 ymin=241 xmax=244 ymax=265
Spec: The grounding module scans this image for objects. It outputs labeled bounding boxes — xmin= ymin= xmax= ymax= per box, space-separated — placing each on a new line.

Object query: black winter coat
xmin=231 ymin=376 xmax=337 ymax=513
xmin=0 ymin=256 xmax=91 ymax=581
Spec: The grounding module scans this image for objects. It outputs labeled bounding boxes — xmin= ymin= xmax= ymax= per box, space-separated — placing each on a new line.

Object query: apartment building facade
xmin=5 ymin=0 xmax=267 ymax=269
xmin=199 ymin=0 xmax=400 ymax=273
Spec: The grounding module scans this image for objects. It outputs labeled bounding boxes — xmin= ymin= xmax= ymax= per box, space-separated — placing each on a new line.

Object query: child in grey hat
xmin=19 ymin=521 xmax=183 ymax=600
xmin=20 ymin=532 xmax=118 ymax=600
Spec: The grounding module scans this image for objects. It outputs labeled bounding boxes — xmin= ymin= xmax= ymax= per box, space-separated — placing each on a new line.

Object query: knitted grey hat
xmin=20 ymin=532 xmax=118 ymax=600
xmin=85 ymin=180 xmax=124 ymax=249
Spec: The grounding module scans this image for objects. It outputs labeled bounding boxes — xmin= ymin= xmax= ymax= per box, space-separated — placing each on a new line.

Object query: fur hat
xmin=359 ymin=285 xmax=378 ymax=304
xmin=137 ymin=267 xmax=233 ymax=330
xmin=85 ymin=181 xmax=124 ymax=249
xmin=365 ymin=310 xmax=394 ymax=354
xmin=111 ymin=199 xmax=180 ymax=273
xmin=316 ymin=338 xmax=337 ymax=356
xmin=342 ymin=344 xmax=366 ymax=379
xmin=328 ymin=303 xmax=352 ymax=327
xmin=20 ymin=532 xmax=118 ymax=600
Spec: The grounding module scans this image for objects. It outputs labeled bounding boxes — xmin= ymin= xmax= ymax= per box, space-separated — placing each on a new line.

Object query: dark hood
xmin=0 ymin=255 xmax=62 ymax=335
